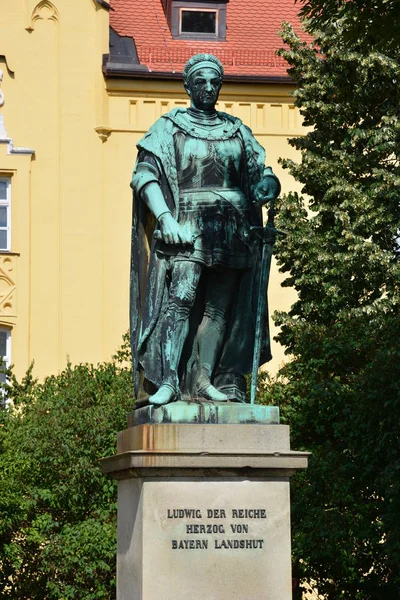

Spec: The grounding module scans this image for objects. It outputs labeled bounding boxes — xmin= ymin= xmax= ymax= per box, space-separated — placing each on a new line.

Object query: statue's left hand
xmin=253 ymin=177 xmax=280 ymax=206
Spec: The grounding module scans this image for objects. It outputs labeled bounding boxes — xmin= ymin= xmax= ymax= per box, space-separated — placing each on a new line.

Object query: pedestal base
xmin=130 ymin=401 xmax=279 ymax=426
xmin=102 ymin=415 xmax=309 ymax=600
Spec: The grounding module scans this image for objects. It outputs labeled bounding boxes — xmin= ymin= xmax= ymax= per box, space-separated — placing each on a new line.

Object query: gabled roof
xmin=108 ymin=0 xmax=306 ymax=79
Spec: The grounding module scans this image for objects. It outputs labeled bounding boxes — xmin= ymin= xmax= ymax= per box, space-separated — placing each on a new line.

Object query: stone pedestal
xmin=102 ymin=405 xmax=309 ymax=600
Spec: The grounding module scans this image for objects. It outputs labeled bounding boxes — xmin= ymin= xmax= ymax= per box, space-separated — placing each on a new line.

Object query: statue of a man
xmin=130 ymin=54 xmax=280 ymax=407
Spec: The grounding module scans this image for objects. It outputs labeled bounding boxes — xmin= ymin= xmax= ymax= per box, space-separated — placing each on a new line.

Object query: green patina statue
xmin=130 ymin=54 xmax=280 ymax=407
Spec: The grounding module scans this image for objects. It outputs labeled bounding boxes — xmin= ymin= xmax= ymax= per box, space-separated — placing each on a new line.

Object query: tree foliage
xmin=269 ymin=1 xmax=400 ymax=598
xmin=0 ymin=342 xmax=133 ymax=599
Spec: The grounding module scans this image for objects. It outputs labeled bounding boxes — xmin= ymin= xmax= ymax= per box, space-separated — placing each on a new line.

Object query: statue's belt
xmin=178 ymin=188 xmax=247 ymax=211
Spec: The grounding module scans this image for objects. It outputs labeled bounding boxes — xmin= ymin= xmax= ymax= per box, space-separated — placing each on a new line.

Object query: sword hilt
xmin=250 ymin=224 xmax=285 ymax=245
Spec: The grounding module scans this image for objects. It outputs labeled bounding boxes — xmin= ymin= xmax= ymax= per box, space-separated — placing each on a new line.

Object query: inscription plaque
xmin=118 ymin=478 xmax=293 ymax=600
xmin=167 ymin=506 xmax=267 ymax=550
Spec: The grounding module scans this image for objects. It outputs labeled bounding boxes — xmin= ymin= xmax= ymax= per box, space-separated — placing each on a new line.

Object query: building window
xmin=171 ymin=2 xmax=227 ymax=40
xmin=0 ymin=178 xmax=11 ymax=251
xmin=0 ymin=327 xmax=11 ymax=385
xmin=180 ymin=8 xmax=217 ymax=35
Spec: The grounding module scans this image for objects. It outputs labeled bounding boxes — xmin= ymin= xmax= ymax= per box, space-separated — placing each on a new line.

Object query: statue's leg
xmin=196 ymin=268 xmax=239 ymax=402
xmin=149 ymin=260 xmax=202 ymax=406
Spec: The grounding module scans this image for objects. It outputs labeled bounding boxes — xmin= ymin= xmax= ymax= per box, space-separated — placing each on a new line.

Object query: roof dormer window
xmin=181 ymin=8 xmax=217 ymax=35
xmin=171 ymin=2 xmax=227 ymax=41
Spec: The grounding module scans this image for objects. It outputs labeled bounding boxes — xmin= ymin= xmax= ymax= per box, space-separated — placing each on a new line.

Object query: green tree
xmin=270 ymin=1 xmax=400 ymax=598
xmin=0 ymin=341 xmax=133 ymax=599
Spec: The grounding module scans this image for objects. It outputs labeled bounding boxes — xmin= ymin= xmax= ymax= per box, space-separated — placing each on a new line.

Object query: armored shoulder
xmin=137 ymin=113 xmax=177 ymax=153
xmin=216 ymin=111 xmax=243 ymax=127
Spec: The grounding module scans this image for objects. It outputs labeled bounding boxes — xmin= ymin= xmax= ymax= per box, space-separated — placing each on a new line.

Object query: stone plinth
xmin=102 ymin=407 xmax=309 ymax=600
xmin=130 ymin=401 xmax=280 ymax=426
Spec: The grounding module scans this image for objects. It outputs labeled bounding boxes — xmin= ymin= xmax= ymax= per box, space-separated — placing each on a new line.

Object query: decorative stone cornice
xmin=95 ymin=126 xmax=112 ymax=142
xmin=7 ymin=141 xmax=35 ymax=155
xmin=26 ymin=0 xmax=59 ymax=32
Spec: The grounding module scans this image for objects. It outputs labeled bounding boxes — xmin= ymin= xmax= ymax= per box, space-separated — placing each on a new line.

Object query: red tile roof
xmin=109 ymin=0 xmax=306 ymax=78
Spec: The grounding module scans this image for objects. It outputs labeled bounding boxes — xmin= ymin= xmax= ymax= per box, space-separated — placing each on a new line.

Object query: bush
xmin=0 ymin=344 xmax=133 ymax=599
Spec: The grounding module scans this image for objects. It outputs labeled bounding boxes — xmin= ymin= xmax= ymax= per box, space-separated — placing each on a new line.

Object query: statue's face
xmin=187 ymin=67 xmax=222 ymax=111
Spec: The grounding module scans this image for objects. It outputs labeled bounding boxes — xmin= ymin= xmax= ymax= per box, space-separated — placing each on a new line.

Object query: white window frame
xmin=179 ymin=7 xmax=218 ymax=35
xmin=0 ymin=327 xmax=11 ymax=365
xmin=0 ymin=327 xmax=11 ymax=400
xmin=0 ymin=177 xmax=11 ymax=252
xmin=171 ymin=1 xmax=227 ymax=41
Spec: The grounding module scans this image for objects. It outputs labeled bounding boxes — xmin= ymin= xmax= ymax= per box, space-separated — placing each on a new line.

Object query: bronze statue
xmin=130 ymin=54 xmax=280 ymax=407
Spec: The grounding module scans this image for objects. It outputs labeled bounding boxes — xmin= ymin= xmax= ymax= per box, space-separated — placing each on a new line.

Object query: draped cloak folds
xmin=130 ymin=108 xmax=273 ymax=404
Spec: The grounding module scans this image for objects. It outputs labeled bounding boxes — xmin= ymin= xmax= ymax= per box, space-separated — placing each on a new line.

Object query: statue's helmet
xmin=183 ymin=54 xmax=224 ymax=87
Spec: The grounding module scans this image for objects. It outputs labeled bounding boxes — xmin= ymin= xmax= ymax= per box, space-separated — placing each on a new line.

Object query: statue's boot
xmin=197 ymin=377 xmax=229 ymax=402
xmin=196 ymin=314 xmax=229 ymax=402
xmin=149 ymin=383 xmax=176 ymax=406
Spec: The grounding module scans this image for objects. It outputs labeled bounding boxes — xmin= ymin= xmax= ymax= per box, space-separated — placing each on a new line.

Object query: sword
xmin=250 ymin=199 xmax=282 ymax=405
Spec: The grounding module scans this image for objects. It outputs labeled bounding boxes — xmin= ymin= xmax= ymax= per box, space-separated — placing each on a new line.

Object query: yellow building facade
xmin=0 ymin=0 xmax=302 ymax=381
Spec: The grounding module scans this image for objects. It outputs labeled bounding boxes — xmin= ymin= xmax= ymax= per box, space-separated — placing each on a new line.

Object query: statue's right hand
xmin=159 ymin=212 xmax=193 ymax=245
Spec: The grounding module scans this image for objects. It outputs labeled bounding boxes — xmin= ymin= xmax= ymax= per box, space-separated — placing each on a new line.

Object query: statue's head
xmin=183 ymin=54 xmax=224 ymax=111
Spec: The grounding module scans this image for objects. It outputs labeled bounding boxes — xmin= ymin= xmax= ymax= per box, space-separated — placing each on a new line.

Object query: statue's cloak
xmin=130 ymin=108 xmax=272 ymax=403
